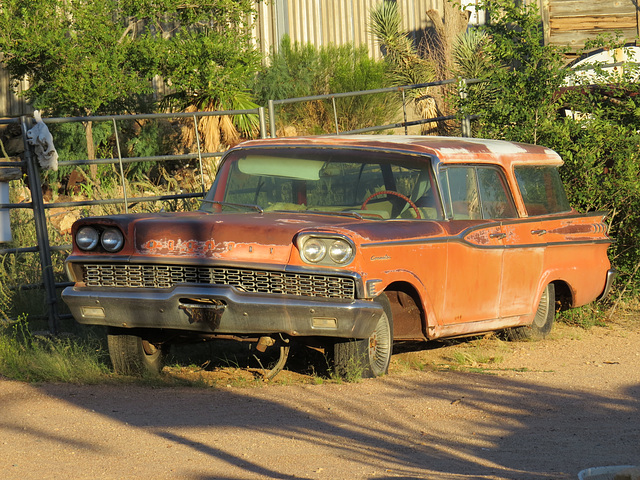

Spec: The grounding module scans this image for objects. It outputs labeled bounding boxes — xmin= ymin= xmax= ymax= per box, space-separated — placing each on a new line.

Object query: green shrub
xmin=254 ymin=35 xmax=399 ymax=134
xmin=557 ymin=305 xmax=607 ymax=329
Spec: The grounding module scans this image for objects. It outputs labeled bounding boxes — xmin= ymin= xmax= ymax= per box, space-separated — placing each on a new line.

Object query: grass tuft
xmin=557 ymin=304 xmax=608 ymax=329
xmin=0 ymin=315 xmax=109 ymax=383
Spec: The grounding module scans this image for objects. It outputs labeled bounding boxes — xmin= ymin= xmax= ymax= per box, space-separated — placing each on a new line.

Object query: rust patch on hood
xmin=133 ymin=213 xmax=310 ymax=262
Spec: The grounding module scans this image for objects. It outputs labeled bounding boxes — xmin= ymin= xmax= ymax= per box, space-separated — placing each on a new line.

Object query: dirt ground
xmin=1 ymin=316 xmax=639 ymax=480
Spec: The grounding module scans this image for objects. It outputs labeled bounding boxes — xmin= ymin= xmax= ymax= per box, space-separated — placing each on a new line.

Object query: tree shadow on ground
xmin=5 ymin=368 xmax=633 ymax=480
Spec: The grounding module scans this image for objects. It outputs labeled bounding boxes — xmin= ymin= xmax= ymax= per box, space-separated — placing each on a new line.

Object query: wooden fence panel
xmin=544 ymin=0 xmax=639 ymax=52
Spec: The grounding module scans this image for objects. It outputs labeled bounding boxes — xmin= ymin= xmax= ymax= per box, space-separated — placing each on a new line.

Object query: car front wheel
xmin=331 ymin=293 xmax=393 ymax=379
xmin=107 ymin=328 xmax=167 ymax=376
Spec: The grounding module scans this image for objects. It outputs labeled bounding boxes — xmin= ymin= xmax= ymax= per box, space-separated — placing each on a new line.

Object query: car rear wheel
xmin=331 ymin=293 xmax=393 ymax=379
xmin=107 ymin=328 xmax=167 ymax=376
xmin=506 ymin=284 xmax=556 ymax=341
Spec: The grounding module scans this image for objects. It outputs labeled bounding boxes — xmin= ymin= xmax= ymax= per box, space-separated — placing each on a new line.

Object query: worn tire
xmin=506 ymin=284 xmax=556 ymax=341
xmin=332 ymin=294 xmax=393 ymax=379
xmin=107 ymin=328 xmax=166 ymax=376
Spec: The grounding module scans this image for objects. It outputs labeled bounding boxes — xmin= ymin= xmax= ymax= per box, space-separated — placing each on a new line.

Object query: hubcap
xmin=368 ymin=314 xmax=391 ymax=373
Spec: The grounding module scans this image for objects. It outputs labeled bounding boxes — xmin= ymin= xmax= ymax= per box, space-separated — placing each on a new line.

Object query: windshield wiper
xmin=200 ymin=199 xmax=264 ymax=213
xmin=299 ymin=210 xmax=366 ymax=220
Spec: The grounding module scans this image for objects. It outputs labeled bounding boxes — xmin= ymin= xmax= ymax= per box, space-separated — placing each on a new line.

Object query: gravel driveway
xmin=1 ymin=322 xmax=639 ymax=480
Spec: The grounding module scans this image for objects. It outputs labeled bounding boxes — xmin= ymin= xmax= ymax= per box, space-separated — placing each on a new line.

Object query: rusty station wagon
xmin=62 ymin=136 xmax=615 ymax=379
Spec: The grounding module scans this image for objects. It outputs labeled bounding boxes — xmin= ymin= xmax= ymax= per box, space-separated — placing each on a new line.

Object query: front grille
xmin=82 ymin=263 xmax=356 ymax=299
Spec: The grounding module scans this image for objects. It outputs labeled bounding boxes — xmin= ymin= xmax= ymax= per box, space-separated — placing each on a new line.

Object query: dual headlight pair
xmin=76 ymin=226 xmax=124 ymax=253
xmin=297 ymin=234 xmax=355 ymax=266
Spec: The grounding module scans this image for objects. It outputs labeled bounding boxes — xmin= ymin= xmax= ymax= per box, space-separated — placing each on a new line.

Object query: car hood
xmin=129 ymin=211 xmax=444 ymax=263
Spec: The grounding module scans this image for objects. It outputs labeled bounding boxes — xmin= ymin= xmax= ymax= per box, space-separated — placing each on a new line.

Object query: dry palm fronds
xmin=180 ymin=102 xmax=241 ymax=153
xmin=415 ymin=92 xmax=445 ymax=135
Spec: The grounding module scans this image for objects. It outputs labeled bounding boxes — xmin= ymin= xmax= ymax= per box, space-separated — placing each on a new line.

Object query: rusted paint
xmin=548 ymin=224 xmax=593 ymax=235
xmin=236 ymin=135 xmax=564 ymax=170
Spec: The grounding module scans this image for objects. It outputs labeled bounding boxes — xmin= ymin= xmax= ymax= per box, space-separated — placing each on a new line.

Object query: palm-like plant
xmin=370 ymin=2 xmax=440 ymax=134
xmin=451 ymin=28 xmax=502 ymax=136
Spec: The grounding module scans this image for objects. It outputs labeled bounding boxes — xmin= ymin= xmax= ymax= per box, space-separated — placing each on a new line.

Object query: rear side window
xmin=440 ymin=166 xmax=516 ymax=220
xmin=514 ymin=166 xmax=571 ymax=216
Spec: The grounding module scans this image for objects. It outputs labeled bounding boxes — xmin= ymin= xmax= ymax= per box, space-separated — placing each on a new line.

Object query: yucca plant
xmin=157 ymin=5 xmax=262 ymax=153
xmin=369 ymin=1 xmax=440 ymax=134
xmin=451 ymin=28 xmax=500 ymax=132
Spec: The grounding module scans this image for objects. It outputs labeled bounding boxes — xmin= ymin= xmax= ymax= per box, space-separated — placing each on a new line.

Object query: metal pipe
xmin=336 ymin=115 xmax=456 ymax=136
xmin=332 ymin=96 xmax=339 ymax=135
xmin=41 ymin=108 xmax=264 ymax=124
xmin=458 ymin=78 xmax=472 ymax=138
xmin=57 ymin=151 xmax=222 ymax=167
xmin=401 ymin=88 xmax=408 ymax=135
xmin=268 ymin=99 xmax=276 ymax=138
xmin=270 ymin=79 xmax=473 ymax=106
xmin=259 ymin=107 xmax=267 ymax=139
xmin=112 ymin=118 xmax=129 ymax=213
xmin=20 ymin=115 xmax=60 ymax=334
xmin=192 ymin=114 xmax=205 ymax=194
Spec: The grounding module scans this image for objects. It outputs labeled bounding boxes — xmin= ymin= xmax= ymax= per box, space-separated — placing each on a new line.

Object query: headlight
xmin=298 ymin=234 xmax=355 ymax=266
xmin=302 ymin=238 xmax=327 ymax=263
xmin=76 ymin=226 xmax=99 ymax=251
xmin=328 ymin=239 xmax=353 ymax=264
xmin=101 ymin=227 xmax=124 ymax=253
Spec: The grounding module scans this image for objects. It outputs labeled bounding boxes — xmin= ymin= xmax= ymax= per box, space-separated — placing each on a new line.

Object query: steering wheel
xmin=361 ymin=190 xmax=421 ymax=219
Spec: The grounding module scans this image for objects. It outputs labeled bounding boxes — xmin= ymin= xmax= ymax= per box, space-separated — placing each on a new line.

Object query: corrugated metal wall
xmin=0 ymin=63 xmax=32 ymax=118
xmin=255 ymin=0 xmax=443 ymax=61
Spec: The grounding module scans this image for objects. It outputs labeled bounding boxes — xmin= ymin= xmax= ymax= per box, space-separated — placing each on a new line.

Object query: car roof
xmin=236 ymin=135 xmax=564 ymax=168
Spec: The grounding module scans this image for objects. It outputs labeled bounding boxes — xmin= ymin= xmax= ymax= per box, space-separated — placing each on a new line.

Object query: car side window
xmin=514 ymin=166 xmax=571 ymax=215
xmin=477 ymin=168 xmax=517 ymax=219
xmin=440 ymin=166 xmax=516 ymax=220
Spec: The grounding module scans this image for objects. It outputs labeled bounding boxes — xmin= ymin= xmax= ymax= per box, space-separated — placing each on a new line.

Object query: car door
xmin=439 ymin=166 xmax=517 ymax=326
xmin=499 ymin=165 xmax=573 ymax=318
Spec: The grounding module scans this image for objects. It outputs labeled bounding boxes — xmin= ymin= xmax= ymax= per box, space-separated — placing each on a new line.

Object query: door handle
xmin=489 ymin=233 xmax=506 ymax=239
xmin=531 ymin=229 xmax=547 ymax=236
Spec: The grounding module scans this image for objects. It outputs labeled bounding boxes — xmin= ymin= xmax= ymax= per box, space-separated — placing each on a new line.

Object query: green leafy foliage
xmin=369 ymin=1 xmax=436 ymax=88
xmin=554 ymin=70 xmax=640 ymax=296
xmin=557 ymin=305 xmax=607 ymax=329
xmin=0 ymin=0 xmax=259 ymax=118
xmin=462 ymin=0 xmax=568 ymax=144
xmin=254 ymin=35 xmax=398 ymax=134
xmin=0 ymin=0 xmax=157 ymax=116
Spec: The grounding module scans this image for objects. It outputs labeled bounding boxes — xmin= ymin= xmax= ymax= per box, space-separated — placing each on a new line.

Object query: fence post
xmin=458 ymin=78 xmax=472 ymax=138
xmin=258 ymin=107 xmax=267 ymax=139
xmin=331 ymin=97 xmax=339 ymax=135
xmin=20 ymin=115 xmax=60 ymax=334
xmin=268 ymin=100 xmax=276 ymax=138
xmin=401 ymin=88 xmax=408 ymax=135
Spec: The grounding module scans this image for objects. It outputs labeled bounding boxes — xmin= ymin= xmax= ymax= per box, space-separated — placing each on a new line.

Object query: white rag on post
xmin=26 ymin=110 xmax=59 ymax=171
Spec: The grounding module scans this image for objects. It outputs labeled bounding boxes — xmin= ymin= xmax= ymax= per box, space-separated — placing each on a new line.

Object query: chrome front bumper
xmin=62 ymin=284 xmax=382 ymax=339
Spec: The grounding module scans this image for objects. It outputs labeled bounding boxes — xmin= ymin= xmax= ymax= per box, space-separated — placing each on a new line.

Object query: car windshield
xmin=200 ymin=147 xmax=443 ymax=220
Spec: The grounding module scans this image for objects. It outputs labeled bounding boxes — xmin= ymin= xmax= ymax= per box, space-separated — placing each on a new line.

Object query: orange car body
xmin=63 ymin=136 xmax=614 ymax=350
